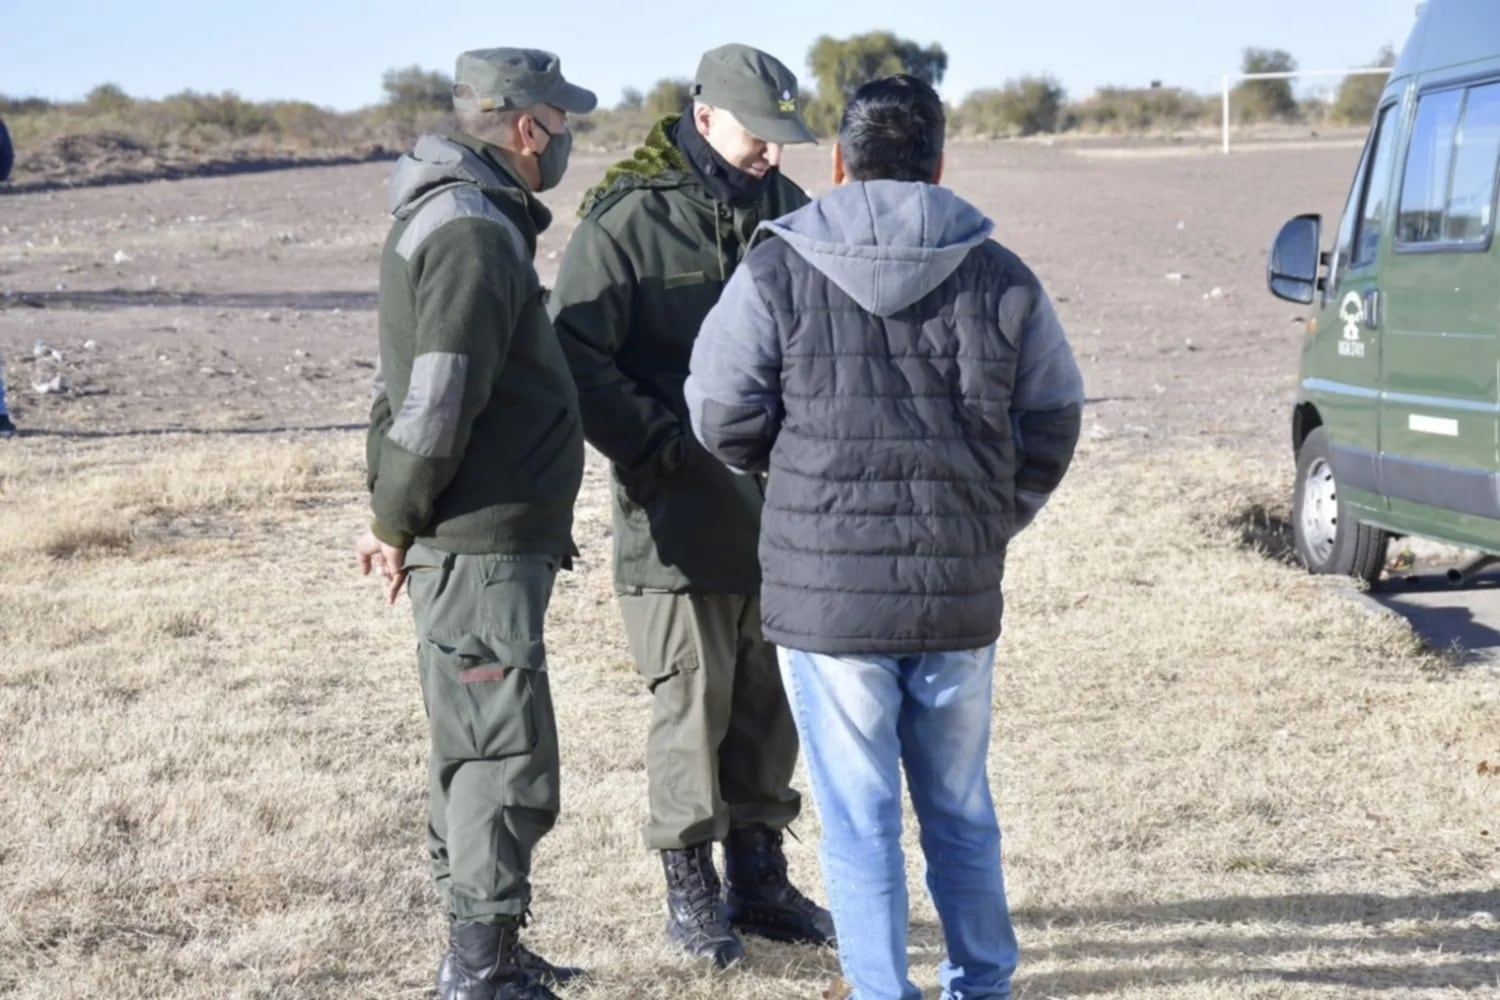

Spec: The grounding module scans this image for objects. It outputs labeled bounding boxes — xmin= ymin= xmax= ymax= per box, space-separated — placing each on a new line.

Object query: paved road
xmin=1368 ymin=567 xmax=1500 ymax=666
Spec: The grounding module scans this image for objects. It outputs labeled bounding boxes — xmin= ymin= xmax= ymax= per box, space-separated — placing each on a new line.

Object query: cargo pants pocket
xmin=419 ymin=632 xmax=545 ymax=761
xmin=620 ymin=593 xmax=702 ymax=695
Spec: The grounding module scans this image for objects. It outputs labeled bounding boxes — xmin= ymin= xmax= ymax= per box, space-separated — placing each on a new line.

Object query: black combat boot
xmin=511 ymin=940 xmax=584 ymax=989
xmin=435 ymin=921 xmax=560 ymax=1000
xmin=723 ymin=826 xmax=836 ymax=946
xmin=437 ymin=933 xmax=584 ymax=994
xmin=661 ymin=843 xmax=747 ymax=968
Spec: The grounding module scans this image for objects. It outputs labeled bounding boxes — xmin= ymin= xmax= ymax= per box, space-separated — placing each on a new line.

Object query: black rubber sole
xmin=665 ymin=922 xmax=746 ymax=969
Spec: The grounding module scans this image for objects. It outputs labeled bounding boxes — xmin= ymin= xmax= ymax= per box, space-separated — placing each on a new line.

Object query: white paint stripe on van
xmin=1384 ymin=389 xmax=1498 ymax=414
xmin=1303 ymin=377 xmax=1380 ymax=399
xmin=1409 ymin=414 xmax=1459 ymax=437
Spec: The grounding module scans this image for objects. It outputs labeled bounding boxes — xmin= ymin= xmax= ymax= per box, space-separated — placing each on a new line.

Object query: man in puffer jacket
xmin=685 ymin=75 xmax=1083 ymax=1000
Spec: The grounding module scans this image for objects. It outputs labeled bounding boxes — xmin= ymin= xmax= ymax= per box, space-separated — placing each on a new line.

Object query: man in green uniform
xmin=548 ymin=44 xmax=834 ymax=967
xmin=356 ymin=47 xmax=593 ymax=1000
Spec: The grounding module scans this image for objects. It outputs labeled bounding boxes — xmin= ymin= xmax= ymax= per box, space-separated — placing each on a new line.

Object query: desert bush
xmin=805 ymin=31 xmax=947 ymax=136
xmin=381 ymin=65 xmax=452 ymax=113
xmin=84 ymin=83 xmax=133 ymax=116
xmin=1331 ymin=46 xmax=1396 ymax=125
xmin=177 ymin=91 xmax=271 ymax=134
xmin=265 ymin=101 xmax=342 ymax=151
xmin=957 ymin=77 xmax=1066 ymax=137
xmin=802 ymin=97 xmax=842 ymax=138
xmin=1233 ymin=47 xmax=1300 ymax=123
xmin=643 ymin=78 xmax=692 ymax=118
xmin=0 ymin=94 xmax=53 ymax=116
xmin=1070 ymin=86 xmax=1216 ymax=132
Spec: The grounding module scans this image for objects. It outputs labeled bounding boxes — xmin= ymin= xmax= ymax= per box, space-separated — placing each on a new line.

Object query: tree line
xmin=379 ymin=35 xmax=1397 ymax=140
xmin=1 ymin=33 xmax=1397 ymax=177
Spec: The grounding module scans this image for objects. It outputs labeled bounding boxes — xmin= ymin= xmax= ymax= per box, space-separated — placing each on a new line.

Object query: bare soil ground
xmin=4 ymin=131 xmax=396 ymax=196
xmin=1 ymin=138 xmax=1497 ymax=999
xmin=0 ymin=136 xmax=1361 ymax=452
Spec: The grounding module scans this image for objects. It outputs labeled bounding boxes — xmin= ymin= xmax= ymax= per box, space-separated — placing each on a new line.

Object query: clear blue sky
xmin=4 ymin=0 xmax=1420 ymax=109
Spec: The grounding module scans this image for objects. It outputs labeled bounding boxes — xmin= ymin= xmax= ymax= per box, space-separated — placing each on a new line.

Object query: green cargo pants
xmin=405 ymin=543 xmax=561 ymax=924
xmin=618 ymin=591 xmax=801 ymax=850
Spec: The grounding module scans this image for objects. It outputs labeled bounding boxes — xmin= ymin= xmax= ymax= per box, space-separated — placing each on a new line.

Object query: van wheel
xmin=1293 ymin=427 xmax=1387 ymax=586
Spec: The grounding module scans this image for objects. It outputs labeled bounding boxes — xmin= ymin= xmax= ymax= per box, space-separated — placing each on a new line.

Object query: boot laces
xmin=673 ymin=850 xmax=726 ymax=924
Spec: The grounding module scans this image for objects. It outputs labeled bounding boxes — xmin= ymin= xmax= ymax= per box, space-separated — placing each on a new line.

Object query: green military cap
xmin=452 ymin=48 xmax=597 ymax=114
xmin=692 ymin=44 xmax=816 ymax=144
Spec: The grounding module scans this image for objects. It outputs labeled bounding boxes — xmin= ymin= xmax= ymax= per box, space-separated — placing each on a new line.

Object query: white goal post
xmin=1221 ymin=68 xmax=1393 ymax=153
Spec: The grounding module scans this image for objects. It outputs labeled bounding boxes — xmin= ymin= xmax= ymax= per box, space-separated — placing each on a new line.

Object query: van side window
xmin=1352 ymin=105 xmax=1400 ymax=268
xmin=1398 ymin=82 xmax=1500 ymax=248
xmin=1444 ymin=83 xmax=1500 ymax=242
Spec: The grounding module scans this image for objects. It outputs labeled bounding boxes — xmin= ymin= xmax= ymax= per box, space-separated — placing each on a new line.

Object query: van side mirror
xmin=1267 ymin=214 xmax=1322 ymax=305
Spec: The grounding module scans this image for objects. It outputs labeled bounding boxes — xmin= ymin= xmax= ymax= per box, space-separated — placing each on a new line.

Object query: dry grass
xmin=0 ymin=433 xmax=1496 ymax=999
xmin=35 ymin=517 xmax=135 ymax=559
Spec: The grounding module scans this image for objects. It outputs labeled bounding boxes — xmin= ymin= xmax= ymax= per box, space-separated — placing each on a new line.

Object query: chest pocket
xmin=663 ymin=269 xmax=723 ymax=311
xmin=636 ymin=268 xmax=726 ymax=371
xmin=664 ymin=270 xmax=708 ymax=289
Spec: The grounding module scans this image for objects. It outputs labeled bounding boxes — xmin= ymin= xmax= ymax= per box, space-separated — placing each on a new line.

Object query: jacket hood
xmin=761 ymin=181 xmax=993 ymax=317
xmin=388 ymin=134 xmax=551 ymax=232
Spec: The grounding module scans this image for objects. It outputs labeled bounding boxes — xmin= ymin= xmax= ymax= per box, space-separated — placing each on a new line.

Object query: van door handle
xmin=1363 ymin=289 xmax=1381 ymax=330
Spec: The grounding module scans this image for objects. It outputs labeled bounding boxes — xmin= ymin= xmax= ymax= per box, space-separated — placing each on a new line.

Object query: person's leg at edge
xmin=778 ymin=647 xmax=920 ymax=1000
xmin=412 ymin=552 xmax=573 ymax=997
xmin=719 ymin=597 xmax=833 ymax=945
xmin=619 ymin=591 xmax=745 ymax=966
xmin=0 ymin=353 xmax=15 ymax=438
xmin=899 ymin=645 xmax=1017 ymax=1000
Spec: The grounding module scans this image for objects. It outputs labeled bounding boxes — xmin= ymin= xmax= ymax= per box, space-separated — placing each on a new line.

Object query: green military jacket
xmin=549 ymin=114 xmax=810 ymax=594
xmin=367 ymin=133 xmax=583 ymax=558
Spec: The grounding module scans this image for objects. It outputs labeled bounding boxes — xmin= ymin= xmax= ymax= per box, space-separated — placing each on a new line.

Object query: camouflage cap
xmin=692 ymin=44 xmax=815 ymax=144
xmin=452 ymin=48 xmax=597 ymax=114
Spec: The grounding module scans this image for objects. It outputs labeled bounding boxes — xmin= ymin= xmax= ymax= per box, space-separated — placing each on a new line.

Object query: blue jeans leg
xmin=778 ymin=647 xmax=921 ymax=1000
xmin=900 ymin=646 xmax=1017 ymax=1000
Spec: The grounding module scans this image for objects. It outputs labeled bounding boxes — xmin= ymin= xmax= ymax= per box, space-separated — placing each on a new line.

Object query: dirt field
xmin=1 ymin=137 xmax=1497 ymax=999
xmin=0 ymin=137 xmax=1360 ymax=450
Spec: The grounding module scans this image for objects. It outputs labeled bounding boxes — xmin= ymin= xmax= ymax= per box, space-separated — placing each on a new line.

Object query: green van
xmin=1268 ymin=0 xmax=1500 ymax=585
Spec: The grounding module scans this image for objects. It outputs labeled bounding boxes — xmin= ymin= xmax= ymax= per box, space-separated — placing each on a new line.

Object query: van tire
xmin=1293 ymin=427 xmax=1388 ymax=586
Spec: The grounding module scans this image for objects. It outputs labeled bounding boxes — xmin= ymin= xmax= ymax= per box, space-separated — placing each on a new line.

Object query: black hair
xmin=837 ymin=74 xmax=945 ymax=183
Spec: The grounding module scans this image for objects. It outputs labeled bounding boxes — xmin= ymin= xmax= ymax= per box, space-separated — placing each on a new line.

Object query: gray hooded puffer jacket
xmin=686 ymin=180 xmax=1083 ymax=655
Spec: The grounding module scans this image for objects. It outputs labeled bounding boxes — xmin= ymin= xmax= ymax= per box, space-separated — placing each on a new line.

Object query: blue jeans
xmin=778 ymin=645 xmax=1017 ymax=1000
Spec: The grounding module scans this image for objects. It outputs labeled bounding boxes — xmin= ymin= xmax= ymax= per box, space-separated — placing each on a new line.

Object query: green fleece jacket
xmin=367 ymin=132 xmax=583 ymax=557
xmin=549 ymin=115 xmax=810 ymax=594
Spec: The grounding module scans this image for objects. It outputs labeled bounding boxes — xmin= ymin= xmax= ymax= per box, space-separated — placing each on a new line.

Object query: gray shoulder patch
xmin=396 ymin=186 xmax=525 ymax=263
xmin=389 ymin=351 xmax=468 ymax=459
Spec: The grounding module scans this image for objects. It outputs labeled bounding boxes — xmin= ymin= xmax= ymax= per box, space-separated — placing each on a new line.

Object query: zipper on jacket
xmin=714 ymin=202 xmax=731 ymax=281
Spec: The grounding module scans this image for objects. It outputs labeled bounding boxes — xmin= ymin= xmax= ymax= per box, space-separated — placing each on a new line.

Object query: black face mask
xmin=529 ymin=118 xmax=572 ymax=192
xmin=673 ymin=111 xmax=774 ymax=208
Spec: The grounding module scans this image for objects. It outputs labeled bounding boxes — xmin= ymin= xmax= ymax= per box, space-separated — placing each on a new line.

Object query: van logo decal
xmin=1338 ymin=292 xmax=1367 ymax=358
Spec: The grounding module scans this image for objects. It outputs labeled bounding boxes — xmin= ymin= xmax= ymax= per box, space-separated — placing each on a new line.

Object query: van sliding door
xmin=1379 ymin=77 xmax=1500 ymax=541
